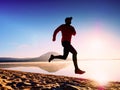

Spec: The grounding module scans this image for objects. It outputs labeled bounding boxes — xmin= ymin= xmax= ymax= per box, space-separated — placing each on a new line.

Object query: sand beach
xmin=0 ymin=68 xmax=119 ymax=90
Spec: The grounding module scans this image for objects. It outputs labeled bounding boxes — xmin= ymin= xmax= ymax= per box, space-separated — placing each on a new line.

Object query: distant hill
xmin=0 ymin=52 xmax=70 ymax=62
xmin=35 ymin=52 xmax=59 ymax=62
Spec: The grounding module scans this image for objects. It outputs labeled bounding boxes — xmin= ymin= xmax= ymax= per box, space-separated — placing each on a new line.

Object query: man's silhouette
xmin=49 ymin=17 xmax=85 ymax=74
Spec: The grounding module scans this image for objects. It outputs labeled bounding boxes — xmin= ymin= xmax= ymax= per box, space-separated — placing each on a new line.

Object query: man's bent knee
xmin=71 ymin=49 xmax=77 ymax=55
xmin=73 ymin=51 xmax=77 ymax=55
xmin=63 ymin=56 xmax=67 ymax=60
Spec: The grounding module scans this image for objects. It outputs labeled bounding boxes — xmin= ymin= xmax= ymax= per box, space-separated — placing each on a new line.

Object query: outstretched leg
xmin=49 ymin=48 xmax=69 ymax=62
xmin=67 ymin=44 xmax=85 ymax=74
xmin=72 ymin=53 xmax=79 ymax=70
xmin=72 ymin=53 xmax=85 ymax=74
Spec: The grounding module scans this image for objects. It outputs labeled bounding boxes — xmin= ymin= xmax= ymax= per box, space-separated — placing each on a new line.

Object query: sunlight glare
xmin=91 ymin=72 xmax=109 ymax=86
xmin=90 ymin=39 xmax=103 ymax=50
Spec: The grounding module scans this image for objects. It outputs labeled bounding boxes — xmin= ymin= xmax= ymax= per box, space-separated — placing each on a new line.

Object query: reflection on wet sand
xmin=0 ymin=61 xmax=69 ymax=72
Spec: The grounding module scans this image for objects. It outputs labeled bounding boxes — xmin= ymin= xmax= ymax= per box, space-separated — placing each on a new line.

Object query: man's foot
xmin=75 ymin=69 xmax=85 ymax=74
xmin=48 ymin=55 xmax=54 ymax=62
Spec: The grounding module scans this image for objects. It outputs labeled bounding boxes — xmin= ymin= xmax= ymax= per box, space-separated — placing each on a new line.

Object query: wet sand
xmin=0 ymin=61 xmax=69 ymax=72
xmin=0 ymin=68 xmax=119 ymax=90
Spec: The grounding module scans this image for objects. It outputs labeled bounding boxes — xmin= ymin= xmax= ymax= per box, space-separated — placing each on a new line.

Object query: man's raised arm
xmin=52 ymin=25 xmax=62 ymax=41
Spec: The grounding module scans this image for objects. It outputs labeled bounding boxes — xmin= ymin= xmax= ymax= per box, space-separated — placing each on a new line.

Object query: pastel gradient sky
xmin=0 ymin=0 xmax=120 ymax=59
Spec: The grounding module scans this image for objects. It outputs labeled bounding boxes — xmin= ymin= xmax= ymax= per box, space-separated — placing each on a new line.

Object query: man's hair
xmin=65 ymin=17 xmax=72 ymax=22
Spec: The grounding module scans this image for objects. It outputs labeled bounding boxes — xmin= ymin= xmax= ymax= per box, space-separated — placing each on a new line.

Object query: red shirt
xmin=53 ymin=24 xmax=76 ymax=42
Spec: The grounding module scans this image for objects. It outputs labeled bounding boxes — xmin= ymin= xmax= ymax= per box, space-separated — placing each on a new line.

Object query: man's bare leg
xmin=73 ymin=54 xmax=85 ymax=74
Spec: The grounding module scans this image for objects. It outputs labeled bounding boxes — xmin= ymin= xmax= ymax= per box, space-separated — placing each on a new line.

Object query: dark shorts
xmin=62 ymin=41 xmax=77 ymax=54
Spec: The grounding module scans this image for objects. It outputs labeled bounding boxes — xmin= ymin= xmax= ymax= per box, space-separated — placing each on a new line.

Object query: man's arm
xmin=72 ymin=27 xmax=76 ymax=36
xmin=52 ymin=25 xmax=62 ymax=41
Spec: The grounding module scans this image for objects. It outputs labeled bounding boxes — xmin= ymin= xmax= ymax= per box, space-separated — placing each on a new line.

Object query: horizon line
xmin=0 ymin=57 xmax=120 ymax=60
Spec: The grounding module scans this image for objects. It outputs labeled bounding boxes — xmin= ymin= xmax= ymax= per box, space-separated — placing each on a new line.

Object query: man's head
xmin=65 ymin=17 xmax=72 ymax=25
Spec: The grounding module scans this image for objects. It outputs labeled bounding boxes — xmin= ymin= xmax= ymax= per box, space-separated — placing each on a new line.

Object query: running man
xmin=49 ymin=17 xmax=85 ymax=74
